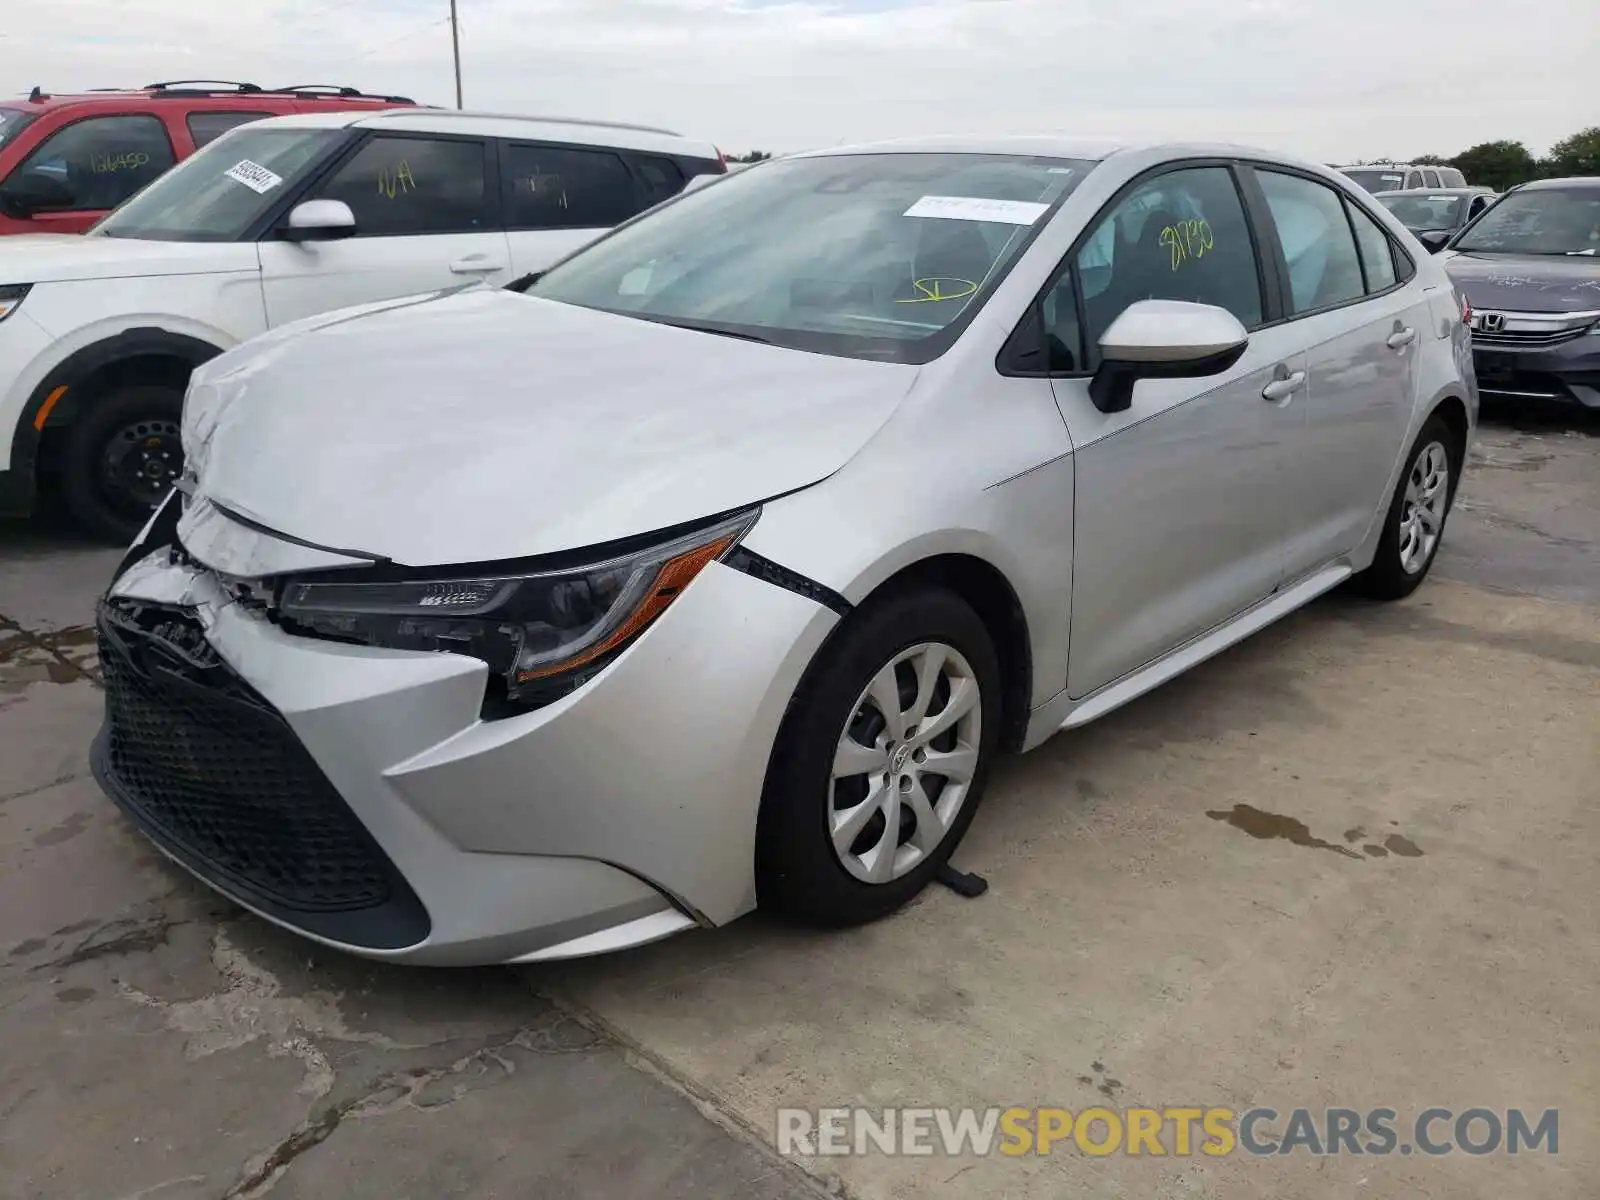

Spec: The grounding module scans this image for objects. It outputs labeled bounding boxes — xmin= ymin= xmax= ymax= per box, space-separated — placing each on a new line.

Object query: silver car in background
xmin=94 ymin=136 xmax=1476 ymax=965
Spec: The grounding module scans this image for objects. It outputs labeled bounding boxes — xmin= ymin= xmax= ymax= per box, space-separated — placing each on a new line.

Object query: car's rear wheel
xmin=61 ymin=385 xmax=185 ymax=545
xmin=1352 ymin=412 xmax=1460 ymax=601
xmin=756 ymin=585 xmax=1001 ymax=926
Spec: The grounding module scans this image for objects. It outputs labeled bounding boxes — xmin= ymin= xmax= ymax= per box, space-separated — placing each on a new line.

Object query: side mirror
xmin=1088 ymin=299 xmax=1249 ymax=414
xmin=280 ymin=199 xmax=356 ymax=243
xmin=0 ymin=170 xmax=75 ymax=219
xmin=1418 ymin=230 xmax=1450 ymax=254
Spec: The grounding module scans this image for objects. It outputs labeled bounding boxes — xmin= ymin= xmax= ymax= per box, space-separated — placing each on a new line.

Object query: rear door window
xmin=1254 ymin=169 xmax=1367 ymax=315
xmin=502 ymin=144 xmax=638 ymax=229
xmin=1422 ymin=169 xmax=1441 ymax=188
xmin=632 ymin=154 xmax=686 ymax=208
xmin=188 ymin=111 xmax=274 ymax=148
xmin=1346 ymin=202 xmax=1399 ymax=293
xmin=1 ymin=114 xmax=176 ymax=212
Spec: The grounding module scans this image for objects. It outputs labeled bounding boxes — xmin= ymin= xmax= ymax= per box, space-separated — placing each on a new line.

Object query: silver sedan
xmin=94 ymin=136 xmax=1477 ymax=964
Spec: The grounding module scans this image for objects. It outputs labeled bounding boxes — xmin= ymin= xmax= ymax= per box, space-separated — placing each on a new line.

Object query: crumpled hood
xmin=0 ymin=232 xmax=256 ymax=283
xmin=1442 ymin=251 xmax=1600 ymax=312
xmin=183 ymin=286 xmax=917 ymax=567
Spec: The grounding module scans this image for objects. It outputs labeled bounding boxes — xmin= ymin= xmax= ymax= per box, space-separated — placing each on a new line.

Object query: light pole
xmin=449 ymin=0 xmax=463 ymax=108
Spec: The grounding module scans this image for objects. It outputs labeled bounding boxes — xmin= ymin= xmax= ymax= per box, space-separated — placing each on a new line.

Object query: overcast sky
xmin=6 ymin=0 xmax=1594 ymax=160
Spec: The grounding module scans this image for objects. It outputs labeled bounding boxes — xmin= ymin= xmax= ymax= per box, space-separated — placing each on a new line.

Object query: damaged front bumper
xmin=90 ymin=491 xmax=838 ymax=965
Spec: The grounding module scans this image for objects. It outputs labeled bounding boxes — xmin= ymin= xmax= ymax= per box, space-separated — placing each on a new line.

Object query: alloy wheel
xmin=1398 ymin=440 xmax=1449 ymax=575
xmin=828 ymin=642 xmax=983 ymax=885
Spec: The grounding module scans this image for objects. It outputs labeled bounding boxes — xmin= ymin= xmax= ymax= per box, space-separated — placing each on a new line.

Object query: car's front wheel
xmin=60 ymin=384 xmax=185 ymax=545
xmin=756 ymin=585 xmax=1001 ymax=926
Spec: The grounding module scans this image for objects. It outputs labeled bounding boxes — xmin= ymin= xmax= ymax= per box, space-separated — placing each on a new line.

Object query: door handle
xmin=449 ymin=255 xmax=504 ymax=274
xmin=1261 ymin=370 xmax=1306 ymax=402
xmin=1387 ymin=327 xmax=1417 ymax=349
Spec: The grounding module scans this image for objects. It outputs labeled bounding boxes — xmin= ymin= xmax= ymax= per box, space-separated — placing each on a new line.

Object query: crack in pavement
xmin=0 ymin=611 xmax=102 ymax=688
xmin=48 ymin=913 xmax=185 ymax=970
xmin=222 ymin=1022 xmax=598 ymax=1199
xmin=0 ymin=770 xmax=87 ymax=807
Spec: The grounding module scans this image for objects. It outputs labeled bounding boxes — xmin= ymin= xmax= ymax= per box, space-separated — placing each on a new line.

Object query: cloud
xmin=3 ymin=0 xmax=1592 ymax=159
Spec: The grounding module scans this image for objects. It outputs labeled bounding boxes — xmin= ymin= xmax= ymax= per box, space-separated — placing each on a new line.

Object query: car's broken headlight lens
xmin=277 ymin=509 xmax=758 ymax=713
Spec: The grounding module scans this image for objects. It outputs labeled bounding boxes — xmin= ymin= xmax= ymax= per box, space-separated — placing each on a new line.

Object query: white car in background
xmin=0 ymin=109 xmax=724 ymax=540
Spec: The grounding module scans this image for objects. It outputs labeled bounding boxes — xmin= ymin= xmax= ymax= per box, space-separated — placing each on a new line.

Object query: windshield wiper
xmin=648 ymin=316 xmax=774 ymax=344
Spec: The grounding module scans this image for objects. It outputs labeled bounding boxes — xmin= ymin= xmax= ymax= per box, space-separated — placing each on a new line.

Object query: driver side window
xmin=1060 ymin=165 xmax=1263 ymax=370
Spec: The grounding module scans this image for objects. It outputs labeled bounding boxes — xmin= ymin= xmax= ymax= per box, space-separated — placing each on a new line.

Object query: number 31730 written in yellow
xmin=1159 ymin=219 xmax=1214 ymax=271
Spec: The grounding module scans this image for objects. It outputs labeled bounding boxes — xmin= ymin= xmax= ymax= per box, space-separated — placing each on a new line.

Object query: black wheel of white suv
xmin=1352 ymin=412 xmax=1461 ymax=601
xmin=756 ymin=585 xmax=1001 ymax=926
xmin=60 ymin=384 xmax=186 ymax=545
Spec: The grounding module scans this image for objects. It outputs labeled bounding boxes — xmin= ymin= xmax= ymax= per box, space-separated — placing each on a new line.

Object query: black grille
xmin=94 ymin=599 xmax=429 ymax=947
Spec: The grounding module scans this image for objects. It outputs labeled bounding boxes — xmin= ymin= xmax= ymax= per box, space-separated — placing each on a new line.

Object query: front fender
xmin=3 ymin=326 xmax=228 ymax=514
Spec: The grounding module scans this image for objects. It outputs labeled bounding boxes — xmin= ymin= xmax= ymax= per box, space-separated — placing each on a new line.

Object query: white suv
xmin=0 ymin=109 xmax=724 ymax=540
xmin=1338 ymin=163 xmax=1468 ymax=193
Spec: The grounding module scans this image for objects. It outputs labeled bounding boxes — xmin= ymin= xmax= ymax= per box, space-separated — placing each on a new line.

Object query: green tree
xmin=1411 ymin=154 xmax=1449 ymax=165
xmin=1542 ymin=126 xmax=1600 ymax=178
xmin=729 ymin=150 xmax=772 ymax=163
xmin=1448 ymin=140 xmax=1538 ymax=191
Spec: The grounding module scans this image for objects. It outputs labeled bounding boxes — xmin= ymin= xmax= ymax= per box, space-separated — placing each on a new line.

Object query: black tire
xmin=1351 ymin=412 xmax=1461 ymax=601
xmin=60 ymin=384 xmax=185 ymax=545
xmin=756 ymin=585 xmax=1002 ymax=926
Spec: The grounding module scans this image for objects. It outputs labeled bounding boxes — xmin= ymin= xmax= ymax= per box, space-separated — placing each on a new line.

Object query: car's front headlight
xmin=277 ymin=509 xmax=759 ymax=715
xmin=0 ymin=284 xmax=31 ymax=322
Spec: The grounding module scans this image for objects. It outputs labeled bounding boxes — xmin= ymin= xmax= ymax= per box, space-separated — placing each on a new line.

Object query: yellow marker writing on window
xmin=91 ymin=150 xmax=151 ymax=174
xmin=1159 ymin=219 xmax=1215 ymax=270
xmin=895 ymin=277 xmax=979 ymax=304
xmin=376 ymin=159 xmax=417 ymax=200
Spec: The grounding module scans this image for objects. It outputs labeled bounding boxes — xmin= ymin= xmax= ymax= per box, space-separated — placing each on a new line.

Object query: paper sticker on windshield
xmin=904 ymin=196 xmax=1050 ymax=225
xmin=224 ymin=160 xmax=283 ymax=194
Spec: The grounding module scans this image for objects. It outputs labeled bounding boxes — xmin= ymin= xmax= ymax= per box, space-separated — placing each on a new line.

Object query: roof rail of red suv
xmin=20 ymin=82 xmax=416 ymax=105
xmin=145 ymin=80 xmax=418 ymax=103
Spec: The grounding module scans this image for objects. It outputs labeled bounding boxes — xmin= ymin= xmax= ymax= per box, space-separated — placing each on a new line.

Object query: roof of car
xmin=236 ymin=108 xmax=720 ymax=158
xmin=1516 ymin=176 xmax=1600 ymax=191
xmin=1374 ymin=187 xmax=1494 ymax=196
xmin=796 ymin=135 xmax=1347 ymax=176
xmin=1336 ymin=162 xmax=1449 ymax=171
xmin=803 ymin=134 xmax=1131 ymax=160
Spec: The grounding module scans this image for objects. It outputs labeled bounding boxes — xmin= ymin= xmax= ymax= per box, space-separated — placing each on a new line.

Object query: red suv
xmin=0 ymin=81 xmax=417 ymax=235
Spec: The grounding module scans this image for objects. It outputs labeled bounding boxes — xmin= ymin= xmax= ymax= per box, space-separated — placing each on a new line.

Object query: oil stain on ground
xmin=1207 ymin=804 xmax=1362 ymax=859
xmin=1345 ymin=825 xmax=1426 ymax=858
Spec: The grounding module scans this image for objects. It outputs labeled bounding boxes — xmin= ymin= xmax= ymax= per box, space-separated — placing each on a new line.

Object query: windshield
xmin=1342 ymin=169 xmax=1409 ymax=193
xmin=1378 ymin=193 xmax=1465 ymax=232
xmin=92 ymin=126 xmax=340 ymax=241
xmin=0 ymin=107 xmax=36 ymax=151
xmin=528 ymin=152 xmax=1095 ymax=364
xmin=1453 ymin=188 xmax=1600 ymax=255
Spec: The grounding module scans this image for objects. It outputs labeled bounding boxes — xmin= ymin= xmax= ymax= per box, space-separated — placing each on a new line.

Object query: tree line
xmin=1362 ymin=126 xmax=1600 ymax=192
